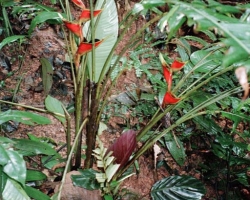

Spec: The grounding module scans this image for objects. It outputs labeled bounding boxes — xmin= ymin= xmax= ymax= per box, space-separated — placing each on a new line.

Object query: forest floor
xmin=1 ymin=1 xmax=249 ymax=200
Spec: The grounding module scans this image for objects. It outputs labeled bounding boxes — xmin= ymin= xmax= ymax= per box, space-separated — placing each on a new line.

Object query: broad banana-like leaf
xmin=83 ymin=0 xmax=118 ymax=82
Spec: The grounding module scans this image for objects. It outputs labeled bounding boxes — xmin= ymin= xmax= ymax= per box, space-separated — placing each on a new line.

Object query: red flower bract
xmin=171 ymin=60 xmax=186 ymax=71
xmin=71 ymin=0 xmax=86 ymax=9
xmin=63 ymin=20 xmax=83 ymax=41
xmin=162 ymin=66 xmax=172 ymax=92
xmin=163 ymin=91 xmax=181 ymax=106
xmin=79 ymin=9 xmax=102 ymax=23
xmin=76 ymin=39 xmax=104 ymax=55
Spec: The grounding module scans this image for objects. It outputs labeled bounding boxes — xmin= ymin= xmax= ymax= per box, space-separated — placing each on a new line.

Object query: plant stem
xmin=57 ymin=117 xmax=89 ymax=200
xmin=0 ymin=100 xmax=65 ymax=118
xmin=116 ymin=86 xmax=242 ymax=178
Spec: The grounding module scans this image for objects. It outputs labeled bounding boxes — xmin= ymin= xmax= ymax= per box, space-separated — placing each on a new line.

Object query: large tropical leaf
xmin=0 ymin=110 xmax=51 ymax=125
xmin=154 ymin=0 xmax=250 ymax=66
xmin=151 ymin=176 xmax=206 ymax=200
xmin=2 ymin=178 xmax=30 ymax=200
xmin=3 ymin=149 xmax=26 ymax=186
xmin=83 ymin=0 xmax=118 ymax=82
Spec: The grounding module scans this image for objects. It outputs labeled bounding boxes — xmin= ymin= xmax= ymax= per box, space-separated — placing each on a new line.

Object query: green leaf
xmin=14 ymin=139 xmax=57 ymax=156
xmin=24 ymin=185 xmax=50 ymax=200
xmin=83 ymin=0 xmax=118 ymax=82
xmin=0 ymin=110 xmax=51 ymax=125
xmin=0 ymin=166 xmax=8 ymax=196
xmin=141 ymin=0 xmax=166 ymax=9
xmin=26 ymin=170 xmax=47 ymax=182
xmin=164 ymin=134 xmax=186 ymax=166
xmin=3 ymin=150 xmax=26 ymax=186
xmin=40 ymin=58 xmax=53 ymax=95
xmin=45 ymin=95 xmax=65 ymax=123
xmin=190 ymin=50 xmax=223 ymax=73
xmin=221 ymin=111 xmax=250 ymax=132
xmin=151 ymin=176 xmax=206 ymax=200
xmin=0 ymin=35 xmax=26 ymax=50
xmin=158 ymin=5 xmax=186 ymax=39
xmin=2 ymin=178 xmax=30 ymax=200
xmin=0 ymin=144 xmax=9 ymax=165
xmin=71 ymin=169 xmax=100 ymax=190
xmin=28 ymin=11 xmax=62 ymax=35
xmin=104 ymin=194 xmax=113 ymax=200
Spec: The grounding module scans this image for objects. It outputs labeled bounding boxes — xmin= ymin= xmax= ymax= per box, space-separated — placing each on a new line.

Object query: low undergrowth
xmin=1 ymin=0 xmax=250 ymax=199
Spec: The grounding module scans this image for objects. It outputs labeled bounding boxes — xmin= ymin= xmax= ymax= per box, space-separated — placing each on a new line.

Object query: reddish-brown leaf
xmin=107 ymin=130 xmax=137 ymax=169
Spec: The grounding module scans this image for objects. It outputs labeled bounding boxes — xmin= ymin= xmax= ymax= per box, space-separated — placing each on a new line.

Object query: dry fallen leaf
xmin=235 ymin=67 xmax=249 ymax=100
xmin=153 ymin=144 xmax=161 ymax=169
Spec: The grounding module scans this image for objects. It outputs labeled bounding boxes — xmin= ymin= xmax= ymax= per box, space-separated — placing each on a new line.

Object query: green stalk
xmin=90 ymin=0 xmax=96 ymax=81
xmin=172 ymin=48 xmax=219 ymax=94
xmin=181 ymin=65 xmax=234 ymax=99
xmin=62 ymin=105 xmax=71 ymax=166
xmin=0 ymin=100 xmax=65 ymax=118
xmin=96 ymin=13 xmax=138 ymax=97
xmin=96 ymin=14 xmax=164 ymax=122
xmin=117 ymin=86 xmax=242 ymax=177
xmin=57 ymin=117 xmax=89 ymax=200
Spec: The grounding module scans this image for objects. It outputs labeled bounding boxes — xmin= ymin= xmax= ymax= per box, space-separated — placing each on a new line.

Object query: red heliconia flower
xmin=74 ymin=39 xmax=104 ymax=68
xmin=171 ymin=60 xmax=186 ymax=71
xmin=76 ymin=39 xmax=104 ymax=55
xmin=71 ymin=0 xmax=85 ymax=9
xmin=63 ymin=20 xmax=83 ymax=41
xmin=79 ymin=9 xmax=102 ymax=23
xmin=162 ymin=91 xmax=181 ymax=106
xmin=162 ymin=66 xmax=172 ymax=92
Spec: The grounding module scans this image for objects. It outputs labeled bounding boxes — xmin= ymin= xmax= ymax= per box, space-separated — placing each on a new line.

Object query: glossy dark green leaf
xmin=40 ymin=58 xmax=53 ymax=96
xmin=14 ymin=139 xmax=57 ymax=156
xmin=26 ymin=170 xmax=47 ymax=182
xmin=3 ymin=150 xmax=26 ymax=186
xmin=71 ymin=169 xmax=100 ymax=190
xmin=164 ymin=134 xmax=186 ymax=166
xmin=151 ymin=176 xmax=205 ymax=200
xmin=24 ymin=185 xmax=50 ymax=200
xmin=45 ymin=95 xmax=65 ymax=123
xmin=0 ymin=110 xmax=51 ymax=125
xmin=0 ymin=166 xmax=8 ymax=195
xmin=28 ymin=11 xmax=62 ymax=35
